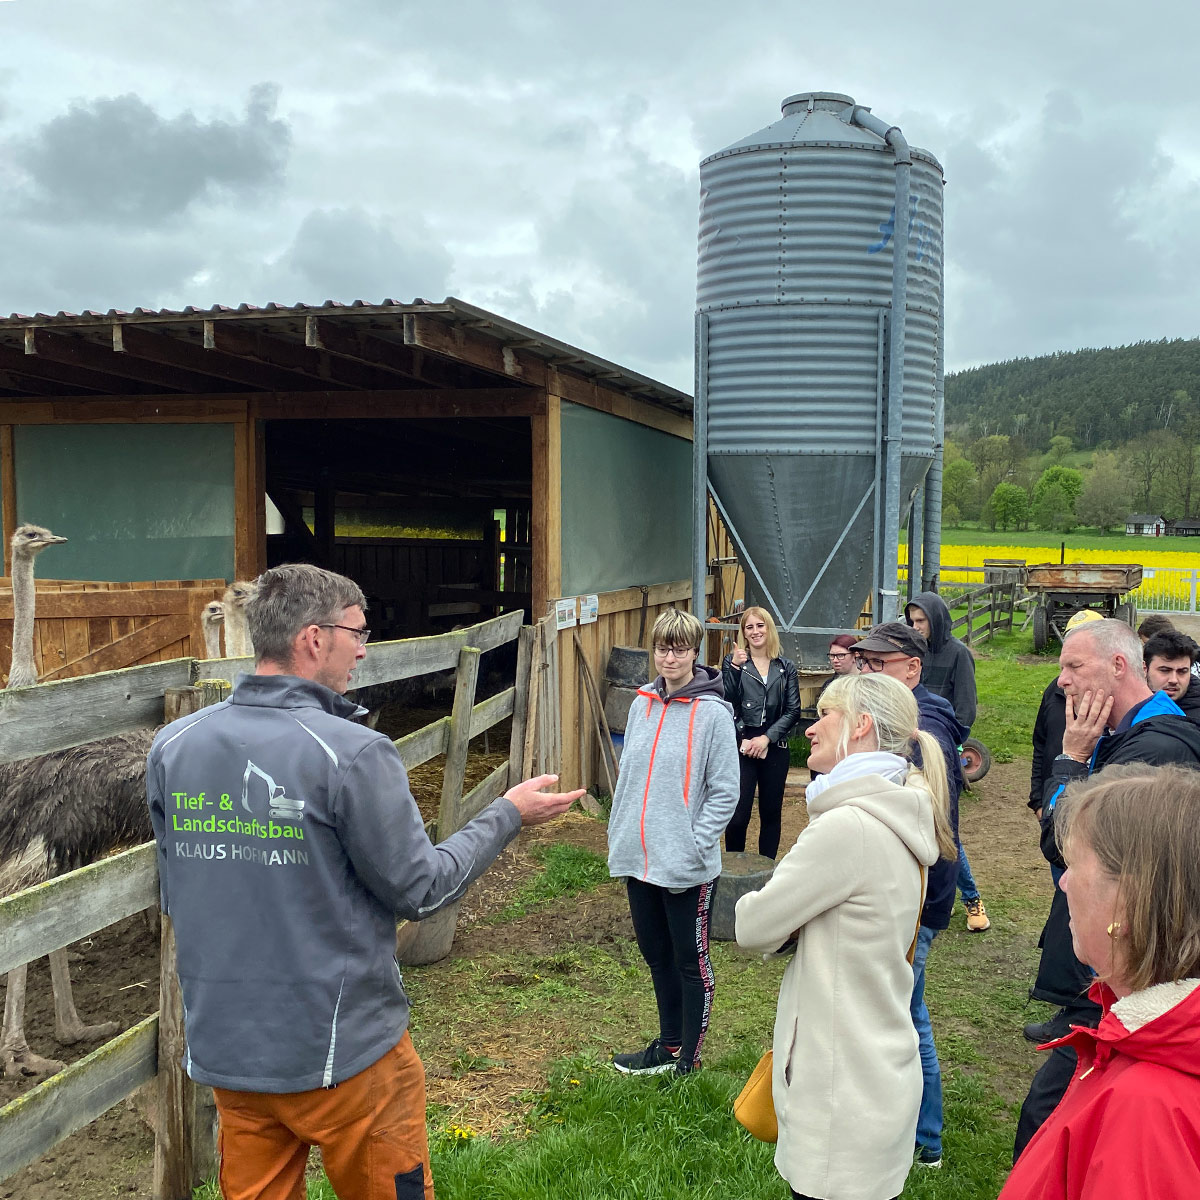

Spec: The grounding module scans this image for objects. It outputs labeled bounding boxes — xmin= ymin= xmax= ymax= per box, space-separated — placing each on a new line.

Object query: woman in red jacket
xmin=1001 ymin=762 xmax=1200 ymax=1199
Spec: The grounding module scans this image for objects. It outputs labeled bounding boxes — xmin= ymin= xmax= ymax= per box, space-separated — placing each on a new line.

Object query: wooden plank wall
xmin=0 ymin=578 xmax=226 ymax=685
xmin=328 ymin=535 xmax=497 ymax=638
xmin=551 ymin=578 xmax=714 ymax=795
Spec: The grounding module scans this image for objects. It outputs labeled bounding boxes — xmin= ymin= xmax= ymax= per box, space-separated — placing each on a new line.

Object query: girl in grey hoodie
xmin=607 ymin=609 xmax=739 ymax=1075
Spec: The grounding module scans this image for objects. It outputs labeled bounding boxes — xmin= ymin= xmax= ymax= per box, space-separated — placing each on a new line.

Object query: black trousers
xmin=1013 ymin=1002 xmax=1100 ymax=1161
xmin=723 ymin=733 xmax=790 ymax=859
xmin=625 ymin=877 xmax=715 ymax=1068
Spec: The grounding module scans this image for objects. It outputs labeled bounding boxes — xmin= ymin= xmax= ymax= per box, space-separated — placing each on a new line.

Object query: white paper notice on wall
xmin=555 ymin=597 xmax=578 ymax=629
xmin=579 ymin=595 xmax=599 ymax=625
xmin=1143 ymin=569 xmax=1156 ymax=579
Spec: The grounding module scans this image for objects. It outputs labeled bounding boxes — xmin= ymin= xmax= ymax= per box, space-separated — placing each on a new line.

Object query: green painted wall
xmin=559 ymin=402 xmax=691 ymax=595
xmin=14 ymin=424 xmax=236 ymax=581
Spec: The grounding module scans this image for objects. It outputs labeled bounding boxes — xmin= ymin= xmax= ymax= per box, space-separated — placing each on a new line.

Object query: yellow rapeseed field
xmin=899 ymin=543 xmax=1200 ymax=607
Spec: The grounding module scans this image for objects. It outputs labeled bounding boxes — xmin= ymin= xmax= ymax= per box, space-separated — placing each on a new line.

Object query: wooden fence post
xmin=439 ymin=646 xmax=482 ymax=840
xmin=965 ymin=591 xmax=974 ymax=646
xmin=154 ymin=683 xmax=229 ymax=1199
xmin=508 ymin=625 xmax=534 ymax=790
xmin=989 ymin=586 xmax=998 ymax=641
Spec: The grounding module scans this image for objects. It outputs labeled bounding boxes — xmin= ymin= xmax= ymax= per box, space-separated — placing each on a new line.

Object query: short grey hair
xmin=1064 ymin=618 xmax=1143 ymax=672
xmin=247 ymin=564 xmax=367 ymax=666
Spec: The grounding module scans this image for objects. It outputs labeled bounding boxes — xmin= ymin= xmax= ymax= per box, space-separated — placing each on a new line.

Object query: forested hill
xmin=945 ymin=337 xmax=1200 ymax=451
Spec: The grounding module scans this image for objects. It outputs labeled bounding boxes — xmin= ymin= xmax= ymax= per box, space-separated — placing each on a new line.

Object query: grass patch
xmin=969 ymin=632 xmax=1059 ymax=764
xmin=492 ymin=842 xmax=610 ymax=922
xmin=939 ymin=525 xmax=1168 ymax=552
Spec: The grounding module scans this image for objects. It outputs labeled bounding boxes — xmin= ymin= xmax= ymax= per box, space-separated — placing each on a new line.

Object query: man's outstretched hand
xmin=504 ymin=774 xmax=586 ymax=826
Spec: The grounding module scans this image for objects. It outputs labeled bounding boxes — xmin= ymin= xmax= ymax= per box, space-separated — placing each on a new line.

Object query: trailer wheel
xmin=1115 ymin=601 xmax=1136 ymax=628
xmin=960 ymin=737 xmax=992 ymax=783
xmin=1033 ymin=605 xmax=1049 ymax=653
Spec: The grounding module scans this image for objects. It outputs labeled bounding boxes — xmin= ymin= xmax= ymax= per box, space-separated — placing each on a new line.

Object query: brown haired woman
xmin=721 ymin=606 xmax=800 ymax=859
xmin=1000 ymin=763 xmax=1200 ymax=1199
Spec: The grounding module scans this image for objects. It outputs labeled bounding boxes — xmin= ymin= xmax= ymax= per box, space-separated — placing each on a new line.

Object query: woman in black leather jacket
xmin=721 ymin=607 xmax=801 ymax=859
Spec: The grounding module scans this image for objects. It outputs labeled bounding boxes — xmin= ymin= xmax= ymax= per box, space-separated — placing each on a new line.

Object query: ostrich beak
xmin=45 ymin=535 xmax=68 ymax=545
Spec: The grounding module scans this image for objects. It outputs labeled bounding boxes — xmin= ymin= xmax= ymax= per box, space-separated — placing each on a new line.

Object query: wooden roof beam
xmin=0 ymin=368 xmax=84 ymax=397
xmin=0 ymin=341 xmax=144 ymax=394
xmin=206 ymin=321 xmax=383 ymax=390
xmin=308 ymin=317 xmax=484 ymax=389
xmin=24 ymin=327 xmax=223 ymax=394
xmin=114 ymin=323 xmax=314 ymax=392
xmin=403 ymin=313 xmax=549 ymax=388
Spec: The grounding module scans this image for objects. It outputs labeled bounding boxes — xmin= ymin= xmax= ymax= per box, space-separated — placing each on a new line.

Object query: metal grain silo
xmin=692 ymin=92 xmax=945 ymax=666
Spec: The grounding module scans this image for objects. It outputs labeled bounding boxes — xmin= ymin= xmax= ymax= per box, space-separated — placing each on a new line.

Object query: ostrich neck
xmin=8 ymin=554 xmax=39 ymax=688
xmin=226 ymin=610 xmax=249 ymax=657
xmin=203 ymin=624 xmax=223 ymax=660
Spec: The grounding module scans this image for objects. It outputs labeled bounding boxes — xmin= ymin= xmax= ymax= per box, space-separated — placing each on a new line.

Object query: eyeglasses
xmin=828 ymin=651 xmax=850 ymax=662
xmin=653 ymin=644 xmax=693 ymax=660
xmin=318 ymin=623 xmax=372 ymax=646
xmin=855 ymin=653 xmax=906 ymax=673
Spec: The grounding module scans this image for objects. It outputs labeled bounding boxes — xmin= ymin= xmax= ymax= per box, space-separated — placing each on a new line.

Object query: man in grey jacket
xmin=147 ymin=563 xmax=580 ymax=1200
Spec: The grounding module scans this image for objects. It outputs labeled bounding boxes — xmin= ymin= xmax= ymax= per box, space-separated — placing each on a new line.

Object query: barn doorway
xmin=264 ymin=416 xmax=532 ymax=641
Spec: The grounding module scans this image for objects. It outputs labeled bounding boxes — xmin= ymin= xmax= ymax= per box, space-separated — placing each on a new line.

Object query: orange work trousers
xmin=212 ymin=1032 xmax=433 ymax=1200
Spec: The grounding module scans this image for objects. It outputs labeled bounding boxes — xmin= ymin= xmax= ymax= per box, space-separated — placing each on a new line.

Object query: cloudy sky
xmin=1 ymin=0 xmax=1198 ymax=390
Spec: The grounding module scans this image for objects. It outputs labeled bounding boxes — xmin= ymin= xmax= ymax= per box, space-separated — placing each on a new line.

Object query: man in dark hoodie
xmin=905 ymin=592 xmax=990 ymax=933
xmin=1015 ymin=617 xmax=1200 ymax=1160
xmin=854 ymin=621 xmax=964 ymax=1169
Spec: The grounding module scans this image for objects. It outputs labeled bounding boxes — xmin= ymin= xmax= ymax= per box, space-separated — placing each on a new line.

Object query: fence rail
xmin=945 ymin=582 xmax=1018 ymax=646
xmin=0 ymin=610 xmax=530 ymax=1197
xmin=1130 ymin=567 xmax=1200 ymax=614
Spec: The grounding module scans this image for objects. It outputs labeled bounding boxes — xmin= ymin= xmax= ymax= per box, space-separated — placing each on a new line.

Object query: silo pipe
xmin=851 ymin=105 xmax=911 ymax=622
xmin=923 ymin=282 xmax=945 ymax=591
xmin=693 ymin=312 xmax=710 ymax=659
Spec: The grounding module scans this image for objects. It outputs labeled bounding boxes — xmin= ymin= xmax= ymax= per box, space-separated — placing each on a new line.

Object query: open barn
xmin=0 ymin=298 xmax=724 ymax=790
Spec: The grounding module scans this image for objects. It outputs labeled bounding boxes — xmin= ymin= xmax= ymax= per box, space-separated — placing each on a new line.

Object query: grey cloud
xmin=263 ymin=207 xmax=453 ymax=304
xmin=14 ymin=84 xmax=290 ymax=226
xmin=942 ymin=93 xmax=1200 ymax=367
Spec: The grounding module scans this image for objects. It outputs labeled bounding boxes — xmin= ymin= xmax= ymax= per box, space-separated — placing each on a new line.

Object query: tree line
xmin=942 ymin=337 xmax=1200 ymax=531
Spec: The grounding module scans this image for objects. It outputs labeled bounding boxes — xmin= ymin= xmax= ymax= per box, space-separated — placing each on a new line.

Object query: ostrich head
xmin=222 ymin=580 xmax=258 ymax=611
xmin=10 ymin=524 xmax=67 ymax=561
xmin=201 ymin=601 xmax=225 ymax=627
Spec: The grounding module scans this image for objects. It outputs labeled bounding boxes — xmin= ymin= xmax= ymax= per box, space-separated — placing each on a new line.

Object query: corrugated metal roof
xmin=0 ymin=295 xmax=693 ymax=413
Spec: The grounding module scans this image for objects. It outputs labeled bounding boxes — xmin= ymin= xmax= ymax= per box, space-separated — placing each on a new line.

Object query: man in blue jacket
xmin=1015 ymin=617 xmax=1200 ymax=1160
xmin=147 ymin=563 xmax=581 ymax=1200
xmin=854 ymin=621 xmax=965 ymax=1170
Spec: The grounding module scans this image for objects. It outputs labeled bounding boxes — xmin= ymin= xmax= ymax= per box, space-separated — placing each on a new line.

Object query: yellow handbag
xmin=733 ymin=1050 xmax=777 ymax=1142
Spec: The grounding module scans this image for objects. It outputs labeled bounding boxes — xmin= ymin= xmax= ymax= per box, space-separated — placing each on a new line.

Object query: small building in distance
xmin=1167 ymin=518 xmax=1200 ymax=537
xmin=1126 ymin=513 xmax=1166 ymax=537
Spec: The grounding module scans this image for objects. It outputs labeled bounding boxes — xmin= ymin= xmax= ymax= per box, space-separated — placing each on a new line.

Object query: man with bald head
xmin=1016 ymin=618 xmax=1200 ymax=1158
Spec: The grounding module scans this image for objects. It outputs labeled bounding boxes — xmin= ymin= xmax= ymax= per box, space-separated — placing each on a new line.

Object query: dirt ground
xmin=1 ymin=756 xmax=1047 ymax=1198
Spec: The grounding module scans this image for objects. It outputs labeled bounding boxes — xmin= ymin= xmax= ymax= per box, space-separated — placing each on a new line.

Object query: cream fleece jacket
xmin=735 ymin=759 xmax=939 ymax=1200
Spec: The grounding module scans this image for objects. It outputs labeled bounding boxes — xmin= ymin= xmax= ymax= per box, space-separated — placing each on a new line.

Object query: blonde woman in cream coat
xmin=736 ymin=673 xmax=956 ymax=1200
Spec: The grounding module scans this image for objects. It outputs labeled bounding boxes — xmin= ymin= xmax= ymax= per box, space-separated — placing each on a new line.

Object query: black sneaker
xmin=674 ymin=1057 xmax=700 ymax=1077
xmin=612 ymin=1038 xmax=679 ymax=1075
xmin=915 ymin=1146 xmax=942 ymax=1169
xmin=1023 ymin=1008 xmax=1073 ymax=1044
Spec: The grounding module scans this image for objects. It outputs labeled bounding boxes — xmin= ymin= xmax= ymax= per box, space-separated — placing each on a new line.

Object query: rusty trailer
xmin=1026 ymin=562 xmax=1143 ymax=652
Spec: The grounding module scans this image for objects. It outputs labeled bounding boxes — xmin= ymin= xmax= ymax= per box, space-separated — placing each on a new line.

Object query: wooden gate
xmin=0 ymin=578 xmax=227 ymax=685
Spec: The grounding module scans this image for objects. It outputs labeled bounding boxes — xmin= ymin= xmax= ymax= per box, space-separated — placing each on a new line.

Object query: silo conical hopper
xmin=695 ymin=92 xmax=945 ymax=667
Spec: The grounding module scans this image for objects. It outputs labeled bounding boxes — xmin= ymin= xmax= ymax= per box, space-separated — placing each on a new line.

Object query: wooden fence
xmin=0 ymin=578 xmax=227 ymax=686
xmin=945 ymin=581 xmax=1020 ymax=646
xmin=0 ymin=611 xmax=529 ymax=1198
